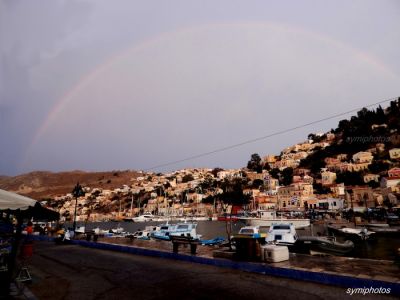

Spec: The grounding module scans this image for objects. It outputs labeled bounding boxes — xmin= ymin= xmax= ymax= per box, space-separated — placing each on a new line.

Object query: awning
xmin=0 ymin=188 xmax=59 ymax=220
xmin=0 ymin=188 xmax=36 ymax=210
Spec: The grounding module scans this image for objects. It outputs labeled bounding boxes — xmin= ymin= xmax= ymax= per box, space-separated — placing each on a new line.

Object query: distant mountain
xmin=0 ymin=170 xmax=140 ymax=200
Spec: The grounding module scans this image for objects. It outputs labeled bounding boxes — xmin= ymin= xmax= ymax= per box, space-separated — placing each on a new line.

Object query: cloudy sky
xmin=1 ymin=0 xmax=400 ymax=176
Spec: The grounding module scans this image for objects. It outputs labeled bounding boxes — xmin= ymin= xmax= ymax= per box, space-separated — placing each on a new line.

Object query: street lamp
xmin=72 ymin=182 xmax=84 ymax=232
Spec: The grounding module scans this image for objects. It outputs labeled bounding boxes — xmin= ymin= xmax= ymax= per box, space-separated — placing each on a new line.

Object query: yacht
xmin=239 ymin=210 xmax=310 ymax=229
xmin=132 ymin=212 xmax=155 ymax=222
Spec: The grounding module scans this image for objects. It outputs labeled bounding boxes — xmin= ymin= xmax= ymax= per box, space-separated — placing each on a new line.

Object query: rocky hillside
xmin=0 ymin=170 xmax=140 ymax=200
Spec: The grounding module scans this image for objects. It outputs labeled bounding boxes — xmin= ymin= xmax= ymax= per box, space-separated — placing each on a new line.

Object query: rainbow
xmin=21 ymin=21 xmax=400 ymax=170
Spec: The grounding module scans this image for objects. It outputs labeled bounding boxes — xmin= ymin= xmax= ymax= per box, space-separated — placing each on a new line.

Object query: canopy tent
xmin=0 ymin=188 xmax=36 ymax=211
xmin=0 ymin=188 xmax=59 ymax=220
xmin=0 ymin=189 xmax=59 ymax=296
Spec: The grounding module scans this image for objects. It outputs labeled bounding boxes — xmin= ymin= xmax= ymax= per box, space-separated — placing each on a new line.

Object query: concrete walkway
xmin=26 ymin=242 xmax=396 ymax=300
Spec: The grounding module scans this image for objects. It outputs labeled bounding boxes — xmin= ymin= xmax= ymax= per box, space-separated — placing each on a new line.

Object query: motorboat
xmin=327 ymin=225 xmax=375 ymax=241
xmin=266 ymin=223 xmax=354 ymax=256
xmin=239 ymin=210 xmax=310 ymax=229
xmin=169 ymin=223 xmax=202 ymax=240
xmin=151 ymin=222 xmax=201 ymax=241
xmin=295 ymin=236 xmax=354 ymax=256
xmin=151 ymin=223 xmax=177 ymax=241
xmin=127 ymin=225 xmax=160 ymax=240
xmin=235 ymin=226 xmax=266 ymax=239
xmin=110 ymin=224 xmax=125 ymax=234
xmin=265 ymin=223 xmax=298 ymax=246
xmin=132 ymin=213 xmax=155 ymax=222
xmin=75 ymin=226 xmax=86 ymax=234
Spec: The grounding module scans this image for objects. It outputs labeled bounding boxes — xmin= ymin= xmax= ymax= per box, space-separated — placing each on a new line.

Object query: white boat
xmin=110 ymin=226 xmax=125 ymax=234
xmin=265 ymin=223 xmax=298 ymax=245
xmin=151 ymin=223 xmax=177 ymax=240
xmin=239 ymin=210 xmax=310 ymax=229
xmin=327 ymin=225 xmax=375 ymax=240
xmin=266 ymin=223 xmax=355 ymax=255
xmin=75 ymin=226 xmax=86 ymax=234
xmin=152 ymin=222 xmax=201 ymax=240
xmin=236 ymin=226 xmax=265 ymax=238
xmin=130 ymin=225 xmax=160 ymax=240
xmin=132 ymin=212 xmax=155 ymax=222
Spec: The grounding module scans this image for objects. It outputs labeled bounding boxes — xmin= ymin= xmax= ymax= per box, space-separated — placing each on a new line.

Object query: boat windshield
xmin=176 ymin=225 xmax=189 ymax=230
xmin=272 ymin=225 xmax=290 ymax=230
xmin=239 ymin=229 xmax=255 ymax=234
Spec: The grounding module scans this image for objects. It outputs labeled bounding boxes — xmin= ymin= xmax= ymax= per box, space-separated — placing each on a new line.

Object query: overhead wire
xmin=145 ymin=96 xmax=399 ymax=171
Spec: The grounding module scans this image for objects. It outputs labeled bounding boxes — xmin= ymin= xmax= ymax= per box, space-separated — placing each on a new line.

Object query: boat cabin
xmin=266 ymin=223 xmax=298 ymax=245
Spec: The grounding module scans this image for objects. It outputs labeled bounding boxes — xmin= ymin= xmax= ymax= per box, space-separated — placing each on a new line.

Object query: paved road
xmin=27 ymin=242 xmax=395 ymax=300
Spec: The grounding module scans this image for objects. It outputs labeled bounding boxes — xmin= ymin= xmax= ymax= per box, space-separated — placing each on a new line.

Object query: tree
xmin=269 ymin=168 xmax=280 ymax=180
xmin=281 ymin=167 xmax=293 ymax=186
xmin=368 ymin=160 xmax=390 ymax=174
xmin=247 ymin=153 xmax=262 ymax=173
xmin=211 ymin=168 xmax=224 ymax=177
xmin=182 ymin=174 xmax=194 ymax=183
xmin=336 ymin=171 xmax=364 ymax=186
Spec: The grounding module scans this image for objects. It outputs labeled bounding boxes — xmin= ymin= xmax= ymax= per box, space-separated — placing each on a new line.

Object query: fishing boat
xmin=239 ymin=210 xmax=310 ymax=229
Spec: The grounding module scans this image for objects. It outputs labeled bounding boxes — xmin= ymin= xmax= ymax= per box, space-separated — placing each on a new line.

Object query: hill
xmin=0 ymin=170 xmax=140 ymax=200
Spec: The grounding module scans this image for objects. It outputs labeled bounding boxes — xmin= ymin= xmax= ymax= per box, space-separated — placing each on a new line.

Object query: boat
xmin=151 ymin=222 xmax=202 ymax=241
xmin=265 ymin=223 xmax=298 ymax=246
xmin=235 ymin=226 xmax=266 ymax=239
xmin=239 ymin=210 xmax=310 ymax=229
xmin=151 ymin=223 xmax=177 ymax=241
xmin=295 ymin=236 xmax=354 ymax=256
xmin=169 ymin=223 xmax=202 ymax=240
xmin=217 ymin=213 xmax=240 ymax=222
xmin=132 ymin=212 xmax=155 ymax=222
xmin=75 ymin=226 xmax=86 ymax=234
xmin=200 ymin=237 xmax=225 ymax=246
xmin=266 ymin=223 xmax=354 ymax=255
xmin=110 ymin=224 xmax=125 ymax=234
xmin=327 ymin=225 xmax=375 ymax=241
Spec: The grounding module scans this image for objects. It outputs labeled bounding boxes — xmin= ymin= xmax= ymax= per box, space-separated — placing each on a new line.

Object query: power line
xmin=145 ymin=96 xmax=399 ymax=171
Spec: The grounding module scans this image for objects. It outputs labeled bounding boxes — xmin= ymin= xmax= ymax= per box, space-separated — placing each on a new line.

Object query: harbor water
xmin=72 ymin=220 xmax=400 ymax=261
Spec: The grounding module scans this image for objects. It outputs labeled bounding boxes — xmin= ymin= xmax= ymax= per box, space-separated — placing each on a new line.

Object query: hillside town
xmin=45 ymin=100 xmax=400 ymax=223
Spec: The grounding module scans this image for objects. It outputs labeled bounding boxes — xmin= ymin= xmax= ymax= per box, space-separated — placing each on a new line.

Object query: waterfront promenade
xmin=23 ymin=241 xmax=396 ymax=300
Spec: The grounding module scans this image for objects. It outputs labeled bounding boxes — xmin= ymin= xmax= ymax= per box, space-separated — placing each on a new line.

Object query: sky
xmin=1 ymin=0 xmax=400 ymax=176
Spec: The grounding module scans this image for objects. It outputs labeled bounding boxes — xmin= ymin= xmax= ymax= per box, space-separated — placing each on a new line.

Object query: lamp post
xmin=72 ymin=182 xmax=84 ymax=232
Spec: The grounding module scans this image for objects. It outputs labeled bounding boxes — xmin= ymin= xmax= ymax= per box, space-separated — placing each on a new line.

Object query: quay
xmin=24 ymin=236 xmax=400 ymax=299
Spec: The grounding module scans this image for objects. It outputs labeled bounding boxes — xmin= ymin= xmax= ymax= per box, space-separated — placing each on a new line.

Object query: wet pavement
xmin=99 ymin=236 xmax=400 ymax=283
xmin=24 ymin=241 xmax=398 ymax=300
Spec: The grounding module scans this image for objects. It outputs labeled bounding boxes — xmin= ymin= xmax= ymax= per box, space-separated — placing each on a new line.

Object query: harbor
xmin=68 ymin=219 xmax=400 ymax=260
